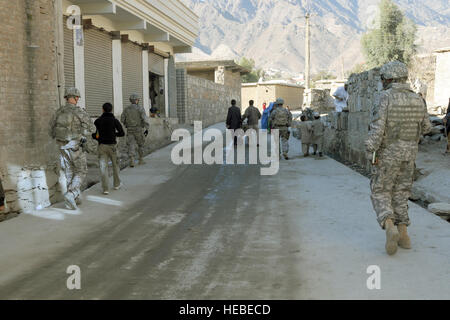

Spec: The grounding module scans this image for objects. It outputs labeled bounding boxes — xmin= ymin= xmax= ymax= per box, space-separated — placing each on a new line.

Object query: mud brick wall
xmin=0 ymin=0 xmax=61 ymax=220
xmin=177 ymin=69 xmax=242 ymax=128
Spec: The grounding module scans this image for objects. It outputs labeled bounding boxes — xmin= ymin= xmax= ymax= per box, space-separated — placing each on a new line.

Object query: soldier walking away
xmin=121 ymin=94 xmax=150 ymax=167
xmin=269 ymin=98 xmax=293 ymax=160
xmin=49 ymin=87 xmax=96 ymax=210
xmin=93 ymin=103 xmax=125 ymax=195
xmin=226 ymin=99 xmax=242 ymax=147
xmin=312 ymin=112 xmax=325 ymax=157
xmin=365 ymin=61 xmax=432 ymax=256
xmin=242 ymin=100 xmax=262 ymax=146
xmin=298 ymin=115 xmax=313 ymax=157
xmin=0 ymin=177 xmax=5 ymax=212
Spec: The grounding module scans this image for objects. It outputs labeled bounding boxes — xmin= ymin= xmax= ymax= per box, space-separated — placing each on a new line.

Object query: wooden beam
xmin=148 ymin=46 xmax=170 ymax=58
xmin=121 ymin=34 xmax=129 ymax=43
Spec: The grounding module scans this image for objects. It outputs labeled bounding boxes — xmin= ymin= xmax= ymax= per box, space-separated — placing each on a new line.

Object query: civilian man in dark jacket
xmin=0 ymin=177 xmax=5 ymax=212
xmin=93 ymin=103 xmax=125 ymax=195
xmin=226 ymin=99 xmax=242 ymax=146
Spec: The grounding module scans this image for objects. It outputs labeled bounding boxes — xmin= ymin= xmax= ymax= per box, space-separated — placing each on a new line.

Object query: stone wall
xmin=177 ymin=69 xmax=242 ymax=128
xmin=303 ymin=88 xmax=335 ymax=113
xmin=323 ymin=68 xmax=383 ymax=170
xmin=0 ymin=0 xmax=61 ymax=219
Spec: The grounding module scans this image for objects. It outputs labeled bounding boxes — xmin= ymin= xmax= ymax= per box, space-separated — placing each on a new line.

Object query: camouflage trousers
xmin=370 ymin=157 xmax=415 ymax=229
xmin=276 ymin=128 xmax=290 ymax=156
xmin=98 ymin=144 xmax=121 ymax=192
xmin=57 ymin=142 xmax=87 ymax=200
xmin=126 ymin=129 xmax=146 ymax=160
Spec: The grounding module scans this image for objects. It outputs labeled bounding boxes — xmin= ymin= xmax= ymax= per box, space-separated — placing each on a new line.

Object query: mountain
xmin=178 ymin=0 xmax=450 ymax=76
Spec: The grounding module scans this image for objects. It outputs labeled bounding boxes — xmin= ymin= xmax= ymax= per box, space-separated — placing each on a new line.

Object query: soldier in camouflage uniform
xmin=121 ymin=93 xmax=150 ymax=167
xmin=269 ymin=98 xmax=293 ymax=160
xmin=365 ymin=61 xmax=432 ymax=255
xmin=49 ymin=87 xmax=95 ymax=210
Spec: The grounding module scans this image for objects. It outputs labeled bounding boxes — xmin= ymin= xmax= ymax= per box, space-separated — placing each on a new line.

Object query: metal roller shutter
xmin=168 ymin=56 xmax=177 ymax=118
xmin=84 ymin=28 xmax=113 ymax=117
xmin=149 ymin=52 xmax=164 ymax=76
xmin=63 ymin=17 xmax=75 ymax=89
xmin=122 ymin=42 xmax=143 ymax=109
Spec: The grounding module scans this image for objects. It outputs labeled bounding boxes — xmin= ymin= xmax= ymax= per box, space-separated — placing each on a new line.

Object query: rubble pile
xmin=428 ymin=203 xmax=450 ymax=221
xmin=420 ymin=116 xmax=447 ymax=144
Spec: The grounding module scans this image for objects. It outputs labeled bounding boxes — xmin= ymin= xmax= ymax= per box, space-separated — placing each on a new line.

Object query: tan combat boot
xmin=398 ymin=224 xmax=412 ymax=249
xmin=385 ymin=218 xmax=400 ymax=256
xmin=130 ymin=157 xmax=135 ymax=168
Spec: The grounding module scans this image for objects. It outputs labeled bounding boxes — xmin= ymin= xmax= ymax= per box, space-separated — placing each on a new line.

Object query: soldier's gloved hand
xmin=80 ymin=137 xmax=87 ymax=145
xmin=144 ymin=130 xmax=149 ymax=137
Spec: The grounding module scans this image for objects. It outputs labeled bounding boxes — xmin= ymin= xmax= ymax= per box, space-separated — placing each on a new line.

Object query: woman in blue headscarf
xmin=261 ymin=102 xmax=275 ymax=131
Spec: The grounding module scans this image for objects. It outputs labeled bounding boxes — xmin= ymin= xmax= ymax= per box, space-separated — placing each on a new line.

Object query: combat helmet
xmin=129 ymin=93 xmax=140 ymax=102
xmin=275 ymin=98 xmax=285 ymax=106
xmin=380 ymin=61 xmax=408 ymax=80
xmin=64 ymin=87 xmax=81 ymax=99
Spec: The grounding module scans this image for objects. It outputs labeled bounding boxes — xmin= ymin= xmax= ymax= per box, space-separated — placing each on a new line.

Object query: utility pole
xmin=305 ymin=12 xmax=311 ymax=90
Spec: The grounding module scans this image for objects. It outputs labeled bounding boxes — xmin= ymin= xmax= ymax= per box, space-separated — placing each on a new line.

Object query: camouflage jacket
xmin=365 ymin=83 xmax=432 ymax=161
xmin=269 ymin=107 xmax=292 ymax=128
xmin=49 ymin=103 xmax=95 ymax=145
xmin=121 ymin=104 xmax=150 ymax=131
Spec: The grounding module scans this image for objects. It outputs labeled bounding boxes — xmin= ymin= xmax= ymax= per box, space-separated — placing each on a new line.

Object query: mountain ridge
xmin=178 ymin=0 xmax=450 ymax=76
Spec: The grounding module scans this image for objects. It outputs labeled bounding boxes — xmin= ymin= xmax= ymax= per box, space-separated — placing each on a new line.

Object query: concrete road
xmin=0 ymin=125 xmax=449 ymax=299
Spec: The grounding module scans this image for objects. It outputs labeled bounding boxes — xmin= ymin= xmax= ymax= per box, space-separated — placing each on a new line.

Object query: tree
xmin=361 ymin=0 xmax=417 ymax=68
xmin=237 ymin=57 xmax=265 ymax=83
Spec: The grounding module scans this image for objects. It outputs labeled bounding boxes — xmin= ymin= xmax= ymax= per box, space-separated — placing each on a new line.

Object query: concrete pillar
xmin=73 ymin=27 xmax=86 ymax=108
xmin=112 ymin=33 xmax=123 ymax=116
xmin=142 ymin=49 xmax=150 ymax=116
